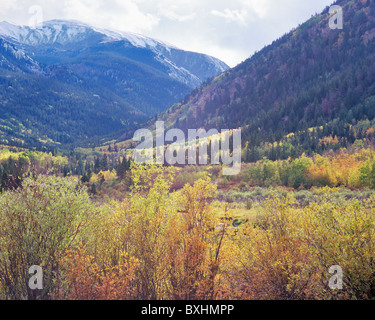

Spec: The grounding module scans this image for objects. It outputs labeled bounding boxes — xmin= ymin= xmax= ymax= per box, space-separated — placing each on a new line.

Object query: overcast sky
xmin=0 ymin=0 xmax=335 ymax=67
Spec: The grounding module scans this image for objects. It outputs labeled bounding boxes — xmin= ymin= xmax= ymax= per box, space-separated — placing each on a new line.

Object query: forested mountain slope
xmin=150 ymin=0 xmax=375 ymax=161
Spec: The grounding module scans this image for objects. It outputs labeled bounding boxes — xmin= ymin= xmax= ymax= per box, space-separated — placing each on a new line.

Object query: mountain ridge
xmin=0 ymin=20 xmax=228 ymax=88
xmin=0 ymin=20 xmax=229 ymax=149
xmin=138 ymin=0 xmax=375 ymax=161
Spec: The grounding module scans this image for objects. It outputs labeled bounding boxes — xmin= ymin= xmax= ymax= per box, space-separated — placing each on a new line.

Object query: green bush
xmin=0 ymin=175 xmax=95 ymax=300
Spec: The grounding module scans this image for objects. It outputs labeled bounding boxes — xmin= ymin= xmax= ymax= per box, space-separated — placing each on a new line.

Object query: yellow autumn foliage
xmin=90 ymin=170 xmax=118 ymax=184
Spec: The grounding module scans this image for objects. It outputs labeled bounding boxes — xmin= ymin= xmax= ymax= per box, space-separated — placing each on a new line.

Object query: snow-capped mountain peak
xmin=0 ymin=20 xmax=178 ymax=50
xmin=0 ymin=20 xmax=97 ymax=45
xmin=0 ymin=20 xmax=229 ymax=88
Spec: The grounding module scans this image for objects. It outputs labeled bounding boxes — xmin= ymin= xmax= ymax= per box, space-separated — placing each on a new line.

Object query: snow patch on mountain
xmin=206 ymin=55 xmax=231 ymax=74
xmin=0 ymin=36 xmax=41 ymax=73
xmin=155 ymin=54 xmax=201 ymax=87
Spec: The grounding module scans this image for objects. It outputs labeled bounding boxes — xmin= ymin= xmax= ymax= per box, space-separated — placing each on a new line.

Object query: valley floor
xmin=1 ymin=147 xmax=375 ymax=300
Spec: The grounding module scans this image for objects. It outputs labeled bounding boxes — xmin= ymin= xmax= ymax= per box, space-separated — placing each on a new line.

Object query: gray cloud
xmin=0 ymin=0 xmax=335 ymax=67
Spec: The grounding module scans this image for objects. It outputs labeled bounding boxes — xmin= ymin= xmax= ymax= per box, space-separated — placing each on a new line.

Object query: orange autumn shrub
xmin=55 ymin=247 xmax=138 ymax=300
